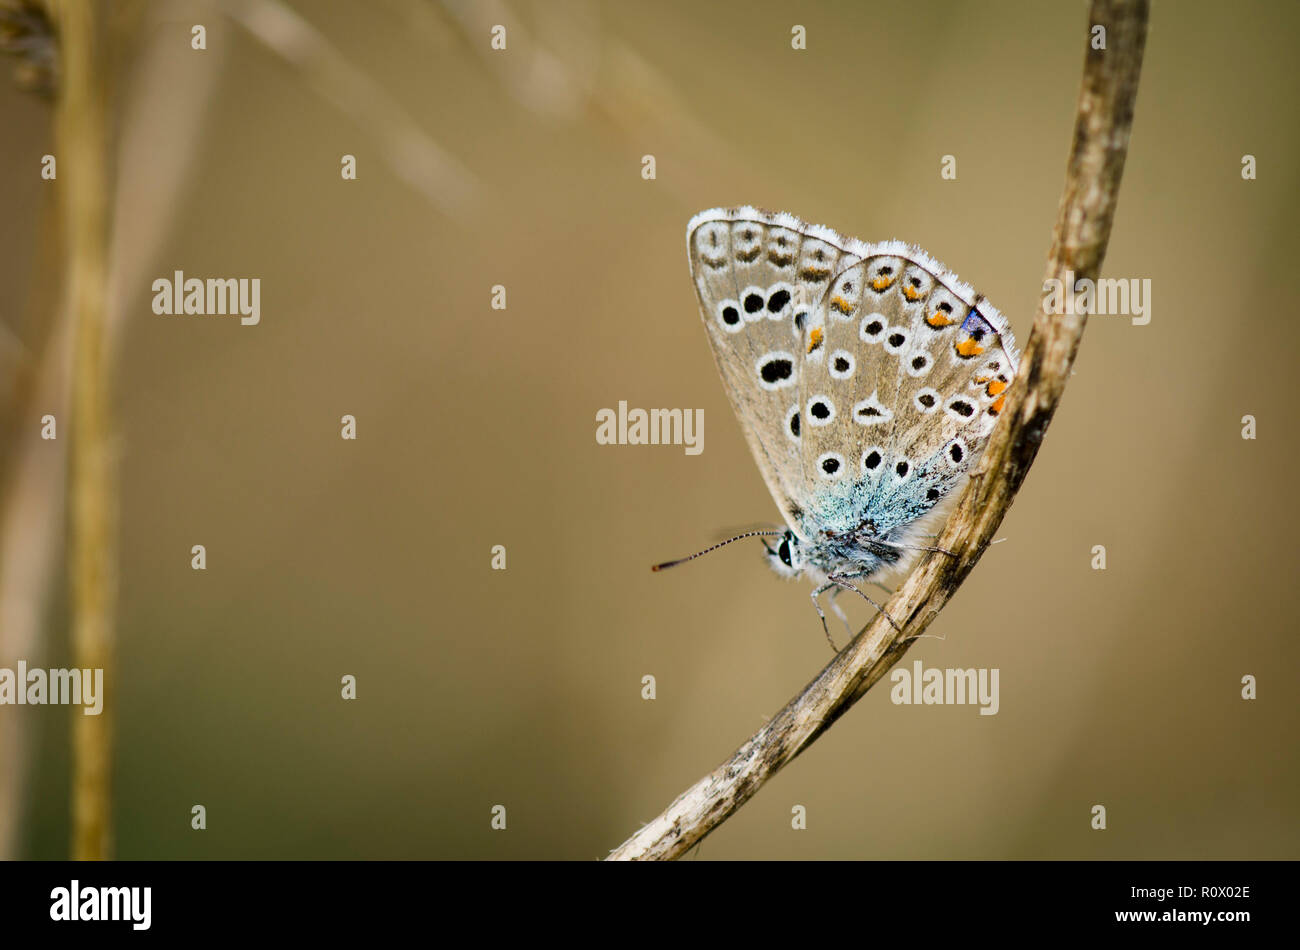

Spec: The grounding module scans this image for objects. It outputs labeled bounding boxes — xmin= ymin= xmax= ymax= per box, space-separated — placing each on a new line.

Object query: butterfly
xmin=661 ymin=207 xmax=1019 ymax=643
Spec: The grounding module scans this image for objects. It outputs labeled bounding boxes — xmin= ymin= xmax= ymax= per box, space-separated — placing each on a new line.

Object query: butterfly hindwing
xmin=862 ymin=271 xmax=1019 ymax=534
xmin=795 ymin=252 xmax=907 ymax=533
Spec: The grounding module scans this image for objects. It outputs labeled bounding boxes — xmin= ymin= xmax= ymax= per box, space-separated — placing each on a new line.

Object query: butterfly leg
xmin=827 ymin=588 xmax=854 ymax=638
xmin=809 ymin=583 xmax=842 ymax=651
xmin=827 ymin=572 xmax=901 ymax=631
xmin=811 ymin=573 xmax=886 ymax=649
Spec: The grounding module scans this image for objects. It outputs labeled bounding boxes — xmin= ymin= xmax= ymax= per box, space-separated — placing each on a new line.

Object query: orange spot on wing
xmin=903 ymin=284 xmax=922 ymax=301
xmin=870 ymin=276 xmax=894 ymax=291
xmin=990 ymin=394 xmax=1006 ymax=414
xmin=927 ymin=312 xmax=955 ymax=327
xmin=955 ymin=338 xmax=985 ymax=358
xmin=830 ymin=296 xmax=854 ymax=314
xmin=986 ymin=379 xmax=1008 ymax=397
xmin=807 ymin=327 xmax=824 ymax=353
xmin=974 ymin=375 xmax=992 ymax=384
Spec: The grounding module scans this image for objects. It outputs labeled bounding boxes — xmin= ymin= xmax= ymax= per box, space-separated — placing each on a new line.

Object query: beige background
xmin=0 ymin=0 xmax=1296 ymax=859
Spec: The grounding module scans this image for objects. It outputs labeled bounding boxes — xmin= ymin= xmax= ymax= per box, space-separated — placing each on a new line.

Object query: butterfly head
xmin=763 ymin=529 xmax=805 ymax=578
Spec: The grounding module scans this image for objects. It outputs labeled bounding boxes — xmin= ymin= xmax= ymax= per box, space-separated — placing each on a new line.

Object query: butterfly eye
xmin=777 ymin=538 xmax=793 ymax=567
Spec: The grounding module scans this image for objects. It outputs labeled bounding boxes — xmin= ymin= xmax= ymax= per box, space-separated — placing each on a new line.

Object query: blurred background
xmin=0 ymin=0 xmax=1296 ymax=860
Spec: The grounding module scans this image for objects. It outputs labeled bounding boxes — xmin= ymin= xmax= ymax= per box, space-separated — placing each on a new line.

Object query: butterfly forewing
xmin=688 ymin=209 xmax=828 ymax=530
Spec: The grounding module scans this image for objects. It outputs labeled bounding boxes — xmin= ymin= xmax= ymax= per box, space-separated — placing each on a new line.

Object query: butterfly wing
xmin=799 ymin=238 xmax=1020 ymax=537
xmin=688 ymin=207 xmax=1020 ymax=543
xmin=866 ymin=266 xmax=1019 ymax=535
xmin=687 ymin=208 xmax=859 ymax=531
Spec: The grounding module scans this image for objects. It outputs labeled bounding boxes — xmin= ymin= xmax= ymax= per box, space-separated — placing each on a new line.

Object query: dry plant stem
xmin=0 ymin=4 xmax=206 ymax=859
xmin=53 ymin=0 xmax=115 ymax=861
xmin=607 ymin=0 xmax=1148 ymax=861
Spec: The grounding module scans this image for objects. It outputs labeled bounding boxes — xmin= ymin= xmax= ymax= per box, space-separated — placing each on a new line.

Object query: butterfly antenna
xmin=651 ymin=530 xmax=784 ymax=572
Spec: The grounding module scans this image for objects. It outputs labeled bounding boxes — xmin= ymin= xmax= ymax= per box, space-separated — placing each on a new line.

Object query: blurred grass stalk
xmin=52 ymin=0 xmax=115 ymax=861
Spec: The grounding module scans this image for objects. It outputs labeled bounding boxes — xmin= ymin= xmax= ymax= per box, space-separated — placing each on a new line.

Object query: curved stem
xmin=607 ymin=0 xmax=1149 ymax=862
